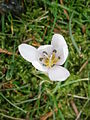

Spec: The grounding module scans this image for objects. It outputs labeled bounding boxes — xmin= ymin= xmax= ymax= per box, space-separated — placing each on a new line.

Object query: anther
xmin=43 ymin=51 xmax=48 ymax=55
xmin=53 ymin=49 xmax=57 ymax=53
xmin=42 ymin=64 xmax=46 ymax=66
xmin=58 ymin=56 xmax=60 ymax=59
xmin=51 ymin=64 xmax=55 ymax=67
xmin=39 ymin=58 xmax=43 ymax=61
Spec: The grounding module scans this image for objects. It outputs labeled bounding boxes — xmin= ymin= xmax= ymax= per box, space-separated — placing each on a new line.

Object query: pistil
xmin=43 ymin=52 xmax=59 ymax=68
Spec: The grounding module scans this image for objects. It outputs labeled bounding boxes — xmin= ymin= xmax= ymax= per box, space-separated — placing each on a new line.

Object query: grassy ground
xmin=0 ymin=0 xmax=90 ymax=120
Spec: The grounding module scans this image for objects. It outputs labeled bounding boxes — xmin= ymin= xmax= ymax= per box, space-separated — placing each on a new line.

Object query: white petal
xmin=51 ymin=34 xmax=68 ymax=48
xmin=51 ymin=34 xmax=68 ymax=65
xmin=18 ymin=44 xmax=37 ymax=62
xmin=32 ymin=61 xmax=48 ymax=72
xmin=38 ymin=45 xmax=52 ymax=51
xmin=48 ymin=65 xmax=70 ymax=81
xmin=38 ymin=45 xmax=53 ymax=55
xmin=55 ymin=46 xmax=68 ymax=65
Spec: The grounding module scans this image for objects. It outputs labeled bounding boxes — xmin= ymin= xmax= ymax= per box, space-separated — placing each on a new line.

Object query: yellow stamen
xmin=44 ymin=52 xmax=59 ymax=68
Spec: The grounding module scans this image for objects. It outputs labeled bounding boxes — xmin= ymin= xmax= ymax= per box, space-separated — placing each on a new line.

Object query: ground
xmin=0 ymin=0 xmax=90 ymax=120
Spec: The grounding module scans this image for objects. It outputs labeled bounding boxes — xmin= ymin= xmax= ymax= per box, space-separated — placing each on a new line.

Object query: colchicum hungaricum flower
xmin=19 ymin=34 xmax=70 ymax=81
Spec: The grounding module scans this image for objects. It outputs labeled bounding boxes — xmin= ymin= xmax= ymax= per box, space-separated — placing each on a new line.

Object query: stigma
xmin=39 ymin=49 xmax=60 ymax=68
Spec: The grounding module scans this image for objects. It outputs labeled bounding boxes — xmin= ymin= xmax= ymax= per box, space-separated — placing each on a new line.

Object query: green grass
xmin=0 ymin=0 xmax=90 ymax=120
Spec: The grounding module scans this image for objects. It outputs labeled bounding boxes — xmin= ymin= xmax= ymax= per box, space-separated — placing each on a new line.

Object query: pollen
xmin=43 ymin=52 xmax=59 ymax=68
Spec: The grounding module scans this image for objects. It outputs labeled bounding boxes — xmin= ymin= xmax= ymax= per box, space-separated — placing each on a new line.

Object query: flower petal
xmin=18 ymin=44 xmax=37 ymax=62
xmin=48 ymin=65 xmax=70 ymax=81
xmin=54 ymin=46 xmax=68 ymax=65
xmin=38 ymin=45 xmax=53 ymax=55
xmin=51 ymin=34 xmax=68 ymax=48
xmin=51 ymin=34 xmax=68 ymax=65
xmin=32 ymin=61 xmax=48 ymax=72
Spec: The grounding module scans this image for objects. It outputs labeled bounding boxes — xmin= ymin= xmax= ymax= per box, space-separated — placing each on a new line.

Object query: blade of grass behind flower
xmin=69 ymin=12 xmax=81 ymax=55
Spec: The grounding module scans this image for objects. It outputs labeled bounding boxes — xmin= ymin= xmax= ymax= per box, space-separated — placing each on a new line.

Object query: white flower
xmin=18 ymin=34 xmax=70 ymax=81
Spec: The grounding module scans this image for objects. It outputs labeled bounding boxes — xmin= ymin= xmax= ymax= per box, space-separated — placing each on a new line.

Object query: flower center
xmin=39 ymin=49 xmax=60 ymax=68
